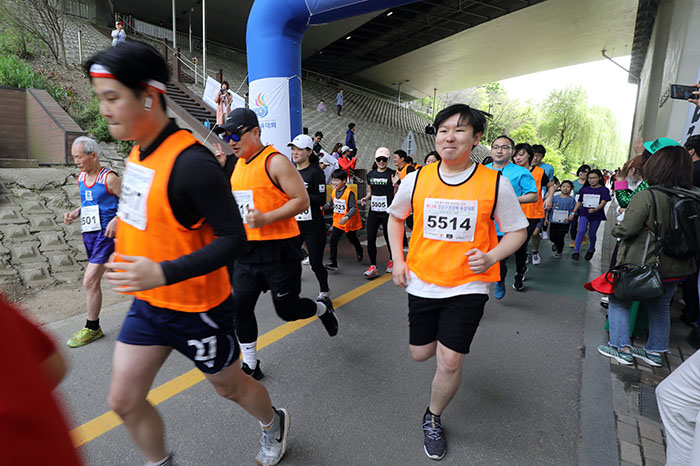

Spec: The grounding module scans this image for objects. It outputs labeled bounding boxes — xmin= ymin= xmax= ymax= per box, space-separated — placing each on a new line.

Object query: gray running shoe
xmin=422 ymin=409 xmax=446 ymax=460
xmin=256 ymin=408 xmax=290 ymax=466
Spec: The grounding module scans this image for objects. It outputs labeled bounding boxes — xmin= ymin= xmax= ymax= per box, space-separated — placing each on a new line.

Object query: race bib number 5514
xmin=423 ymin=198 xmax=477 ymax=242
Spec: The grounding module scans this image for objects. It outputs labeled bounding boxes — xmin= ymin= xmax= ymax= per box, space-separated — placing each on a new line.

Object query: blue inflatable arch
xmin=246 ymin=0 xmax=418 ymax=155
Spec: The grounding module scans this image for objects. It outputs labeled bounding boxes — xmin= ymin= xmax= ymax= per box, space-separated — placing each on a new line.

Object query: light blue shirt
xmin=486 ymin=162 xmax=537 ymax=236
xmin=538 ymin=162 xmax=554 ymax=180
xmin=336 ymin=92 xmax=343 ymax=106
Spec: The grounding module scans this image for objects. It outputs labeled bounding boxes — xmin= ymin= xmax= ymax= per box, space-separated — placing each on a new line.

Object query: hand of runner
xmin=339 ymin=216 xmax=348 ymax=225
xmin=690 ymin=84 xmax=700 ymax=107
xmin=465 ymin=248 xmax=495 ymax=274
xmin=213 ymin=142 xmax=226 ymax=168
xmin=392 ymin=260 xmax=411 ymax=288
xmin=544 ymin=198 xmax=553 ymax=211
xmin=104 ymin=217 xmax=118 ymax=238
xmin=63 ymin=209 xmax=78 ymax=225
xmin=104 ymin=254 xmax=166 ymax=292
xmin=246 ymin=207 xmax=268 ymax=229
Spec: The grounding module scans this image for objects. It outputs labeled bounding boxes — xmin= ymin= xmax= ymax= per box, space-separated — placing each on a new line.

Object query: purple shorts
xmin=82 ymin=229 xmax=115 ymax=264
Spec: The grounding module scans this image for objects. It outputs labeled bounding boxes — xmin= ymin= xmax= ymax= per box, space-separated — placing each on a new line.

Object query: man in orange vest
xmin=88 ymin=42 xmax=288 ymax=466
xmin=387 ymin=104 xmax=528 ymax=461
xmin=223 ymin=108 xmax=339 ymax=381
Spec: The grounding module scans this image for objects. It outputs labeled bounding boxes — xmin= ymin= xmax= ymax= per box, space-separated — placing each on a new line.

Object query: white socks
xmin=240 ymin=341 xmax=258 ymax=368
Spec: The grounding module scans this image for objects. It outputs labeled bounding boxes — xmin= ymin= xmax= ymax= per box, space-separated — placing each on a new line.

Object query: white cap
xmin=320 ymin=154 xmax=337 ymax=166
xmin=287 ymin=134 xmax=314 ymax=150
xmin=341 ymin=145 xmax=351 ymax=153
xmin=374 ymin=147 xmax=390 ymax=159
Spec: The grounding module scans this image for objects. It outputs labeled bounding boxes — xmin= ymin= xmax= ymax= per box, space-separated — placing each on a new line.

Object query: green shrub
xmin=0 ymin=54 xmax=45 ymax=88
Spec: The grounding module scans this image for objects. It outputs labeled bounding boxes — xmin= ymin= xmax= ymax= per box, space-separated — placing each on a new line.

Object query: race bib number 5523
xmin=423 ymin=198 xmax=477 ymax=242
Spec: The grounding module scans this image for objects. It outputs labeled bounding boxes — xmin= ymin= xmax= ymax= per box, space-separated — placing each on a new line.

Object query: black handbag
xmin=609 ymin=190 xmax=665 ymax=301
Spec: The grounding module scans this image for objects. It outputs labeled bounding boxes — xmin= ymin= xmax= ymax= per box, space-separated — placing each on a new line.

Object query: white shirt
xmin=387 ymin=163 xmax=528 ymax=298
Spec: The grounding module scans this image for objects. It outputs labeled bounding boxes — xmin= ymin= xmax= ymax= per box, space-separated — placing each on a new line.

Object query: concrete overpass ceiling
xmin=350 ymin=0 xmax=639 ymax=97
xmin=301 ymin=0 xmax=545 ymax=81
xmin=112 ymin=0 xmax=380 ymax=57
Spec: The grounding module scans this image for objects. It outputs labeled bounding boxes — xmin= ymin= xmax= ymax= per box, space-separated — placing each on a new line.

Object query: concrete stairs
xmin=165 ymin=81 xmax=216 ymax=127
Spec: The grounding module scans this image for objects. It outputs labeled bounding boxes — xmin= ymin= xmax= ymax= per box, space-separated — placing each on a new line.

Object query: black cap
xmin=219 ymin=108 xmax=259 ymax=133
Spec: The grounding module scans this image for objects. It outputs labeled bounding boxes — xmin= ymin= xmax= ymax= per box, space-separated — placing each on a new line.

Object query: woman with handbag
xmin=598 ymin=146 xmax=696 ymax=366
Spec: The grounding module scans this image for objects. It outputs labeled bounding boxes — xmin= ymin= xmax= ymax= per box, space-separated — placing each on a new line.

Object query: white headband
xmin=89 ymin=63 xmax=167 ymax=94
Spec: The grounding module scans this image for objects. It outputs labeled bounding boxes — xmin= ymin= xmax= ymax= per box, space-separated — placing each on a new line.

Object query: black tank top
xmin=366 ymin=168 xmax=395 ymax=214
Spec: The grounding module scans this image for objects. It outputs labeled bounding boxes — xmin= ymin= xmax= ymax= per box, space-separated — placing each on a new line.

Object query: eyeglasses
xmin=376 ymin=157 xmax=388 ymax=163
xmin=223 ymin=127 xmax=252 ymax=142
xmin=491 ymin=145 xmax=512 ymax=151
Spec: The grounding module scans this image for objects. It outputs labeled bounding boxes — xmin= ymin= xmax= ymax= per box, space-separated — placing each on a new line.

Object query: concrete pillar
xmin=633 ymin=0 xmax=700 ymax=143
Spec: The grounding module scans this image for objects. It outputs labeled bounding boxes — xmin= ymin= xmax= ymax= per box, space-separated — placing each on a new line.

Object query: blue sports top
xmin=79 ymin=167 xmax=118 ymax=228
xmin=486 ymin=161 xmax=537 ymax=236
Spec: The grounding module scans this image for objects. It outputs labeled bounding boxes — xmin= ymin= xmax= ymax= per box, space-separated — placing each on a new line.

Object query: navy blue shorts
xmin=117 ymin=297 xmax=240 ymax=374
xmin=82 ymin=229 xmax=115 ymax=264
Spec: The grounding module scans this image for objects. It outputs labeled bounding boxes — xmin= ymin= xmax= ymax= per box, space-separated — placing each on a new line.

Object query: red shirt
xmin=0 ymin=295 xmax=83 ymax=466
xmin=338 ymin=156 xmax=357 ymax=177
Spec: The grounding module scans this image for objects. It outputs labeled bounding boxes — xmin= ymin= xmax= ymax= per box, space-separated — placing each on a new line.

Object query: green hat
xmin=643 ymin=137 xmax=681 ymax=154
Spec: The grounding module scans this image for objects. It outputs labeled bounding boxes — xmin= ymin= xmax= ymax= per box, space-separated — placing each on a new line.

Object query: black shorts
xmin=232 ymin=260 xmax=301 ymax=296
xmin=117 ymin=297 xmax=240 ymax=374
xmin=408 ymin=293 xmax=488 ymax=354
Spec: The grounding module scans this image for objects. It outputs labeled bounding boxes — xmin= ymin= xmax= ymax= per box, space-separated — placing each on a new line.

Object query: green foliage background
xmin=427 ymin=82 xmax=630 ymax=178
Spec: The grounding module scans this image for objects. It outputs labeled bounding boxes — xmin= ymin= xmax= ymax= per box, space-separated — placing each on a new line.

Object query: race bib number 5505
xmin=423 ymin=198 xmax=477 ymax=242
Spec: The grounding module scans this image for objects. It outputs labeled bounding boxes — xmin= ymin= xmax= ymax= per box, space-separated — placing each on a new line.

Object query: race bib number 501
xmin=423 ymin=198 xmax=477 ymax=242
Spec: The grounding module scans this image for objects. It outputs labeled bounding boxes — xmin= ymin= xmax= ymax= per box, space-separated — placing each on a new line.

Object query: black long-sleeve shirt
xmin=136 ymin=120 xmax=249 ymax=284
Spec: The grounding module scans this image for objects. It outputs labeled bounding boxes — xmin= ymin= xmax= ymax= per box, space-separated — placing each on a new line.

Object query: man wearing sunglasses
xmin=223 ymin=108 xmax=339 ymax=381
xmin=484 ymin=135 xmax=538 ymax=299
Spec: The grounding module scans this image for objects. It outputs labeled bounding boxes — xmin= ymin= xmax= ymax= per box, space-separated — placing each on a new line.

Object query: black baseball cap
xmin=218 ymin=108 xmax=259 ymax=134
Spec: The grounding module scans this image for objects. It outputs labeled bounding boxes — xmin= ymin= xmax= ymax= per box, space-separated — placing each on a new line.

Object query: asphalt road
xmin=46 ymin=241 xmax=592 ymax=466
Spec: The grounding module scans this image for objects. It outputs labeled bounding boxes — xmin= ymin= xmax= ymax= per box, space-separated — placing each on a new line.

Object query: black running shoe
xmin=572 ymin=252 xmax=580 ymax=261
xmin=317 ymin=295 xmax=339 ymax=337
xmin=584 ymin=250 xmax=594 ymax=261
xmin=242 ymin=361 xmax=265 ymax=380
xmin=513 ymin=273 xmax=524 ymax=291
xmin=324 ymin=262 xmax=338 ymax=272
xmin=422 ymin=409 xmax=446 ymax=460
xmin=356 ymin=251 xmax=364 ymax=262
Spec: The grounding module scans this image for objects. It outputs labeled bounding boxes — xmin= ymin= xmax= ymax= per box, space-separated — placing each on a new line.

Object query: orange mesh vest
xmin=331 ymin=187 xmax=363 ymax=232
xmin=398 ymin=164 xmax=412 ymax=179
xmin=230 ymin=145 xmax=300 ymax=241
xmin=521 ymin=165 xmax=545 ymax=219
xmin=115 ymin=130 xmax=231 ymax=312
xmin=406 ymin=163 xmax=501 ymax=286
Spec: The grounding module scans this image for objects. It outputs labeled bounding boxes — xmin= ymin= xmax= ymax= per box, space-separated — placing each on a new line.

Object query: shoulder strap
xmin=648 ymin=189 xmax=662 ymax=266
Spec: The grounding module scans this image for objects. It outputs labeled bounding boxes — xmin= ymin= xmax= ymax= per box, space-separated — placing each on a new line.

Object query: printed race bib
xmin=118 ymin=162 xmax=155 ymax=231
xmin=370 ymin=195 xmax=388 ymax=212
xmin=295 ymin=207 xmax=312 ymax=221
xmin=423 ymin=198 xmax=477 ymax=242
xmin=582 ymin=194 xmax=600 ymax=208
xmin=333 ymin=198 xmax=346 ymax=214
xmin=233 ymin=190 xmax=254 ymax=224
xmin=80 ymin=205 xmax=101 ymax=233
xmin=551 ymin=209 xmax=569 ymax=224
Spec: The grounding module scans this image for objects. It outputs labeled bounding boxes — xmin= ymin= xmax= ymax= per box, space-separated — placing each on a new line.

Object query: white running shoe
xmin=256 ymin=408 xmax=290 ymax=466
xmin=532 ymin=251 xmax=541 ymax=265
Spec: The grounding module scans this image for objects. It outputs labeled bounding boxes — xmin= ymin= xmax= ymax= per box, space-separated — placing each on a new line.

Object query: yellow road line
xmin=70 ymin=274 xmax=393 ymax=447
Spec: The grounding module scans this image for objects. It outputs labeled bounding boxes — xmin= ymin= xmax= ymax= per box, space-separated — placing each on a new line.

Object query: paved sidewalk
xmin=597 ymin=207 xmax=698 ymax=466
